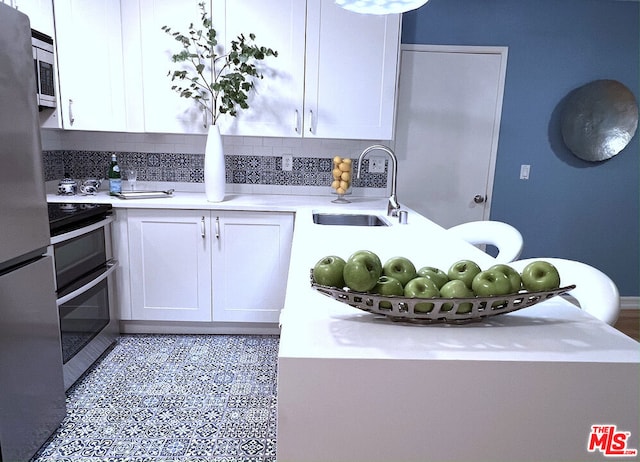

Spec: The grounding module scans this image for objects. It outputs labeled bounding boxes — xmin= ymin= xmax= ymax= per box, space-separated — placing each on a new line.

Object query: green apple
xmin=404 ymin=277 xmax=440 ymax=313
xmin=488 ymin=264 xmax=522 ymax=293
xmin=472 ymin=269 xmax=512 ymax=297
xmin=313 ymin=255 xmax=346 ymax=288
xmin=383 ymin=256 xmax=417 ymax=287
xmin=417 ymin=266 xmax=449 ymax=289
xmin=521 ymin=260 xmax=561 ymax=292
xmin=439 ymin=279 xmax=475 ymax=313
xmin=348 ymin=250 xmax=383 ymax=276
xmin=447 ymin=260 xmax=482 ymax=289
xmin=343 ymin=258 xmax=382 ymax=292
xmin=373 ymin=275 xmax=404 ymax=309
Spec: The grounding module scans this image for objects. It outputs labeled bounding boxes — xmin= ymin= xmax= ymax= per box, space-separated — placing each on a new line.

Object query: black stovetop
xmin=47 ymin=202 xmax=112 ymax=236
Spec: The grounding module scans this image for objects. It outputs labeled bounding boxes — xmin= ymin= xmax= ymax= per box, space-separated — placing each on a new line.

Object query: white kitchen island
xmin=277 ymin=207 xmax=640 ymax=462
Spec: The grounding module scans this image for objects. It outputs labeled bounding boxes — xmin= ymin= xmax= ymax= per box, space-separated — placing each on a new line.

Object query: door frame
xmin=393 ymin=44 xmax=508 ymax=222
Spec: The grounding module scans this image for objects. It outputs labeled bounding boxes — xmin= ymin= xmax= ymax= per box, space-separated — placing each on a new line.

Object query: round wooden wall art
xmin=560 ymin=79 xmax=638 ymax=162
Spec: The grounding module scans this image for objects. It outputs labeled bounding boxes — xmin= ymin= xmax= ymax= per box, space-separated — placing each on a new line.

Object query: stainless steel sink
xmin=312 ymin=213 xmax=389 ymax=227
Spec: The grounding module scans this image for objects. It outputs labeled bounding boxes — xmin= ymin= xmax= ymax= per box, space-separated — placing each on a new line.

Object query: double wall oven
xmin=48 ymin=203 xmax=118 ymax=389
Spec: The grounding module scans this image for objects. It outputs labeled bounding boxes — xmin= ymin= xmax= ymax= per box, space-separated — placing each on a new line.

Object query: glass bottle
xmin=108 ymin=153 xmax=122 ymax=195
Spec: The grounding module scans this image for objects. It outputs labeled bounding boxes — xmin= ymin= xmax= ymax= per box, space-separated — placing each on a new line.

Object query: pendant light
xmin=334 ymin=0 xmax=429 ymax=15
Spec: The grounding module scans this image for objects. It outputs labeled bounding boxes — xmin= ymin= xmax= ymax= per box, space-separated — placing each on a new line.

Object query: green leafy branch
xmin=162 ymin=1 xmax=278 ymax=127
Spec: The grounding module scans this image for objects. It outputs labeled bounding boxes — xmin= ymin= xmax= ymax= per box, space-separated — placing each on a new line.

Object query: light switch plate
xmin=520 ymin=164 xmax=530 ymax=180
xmin=282 ymin=155 xmax=293 ymax=171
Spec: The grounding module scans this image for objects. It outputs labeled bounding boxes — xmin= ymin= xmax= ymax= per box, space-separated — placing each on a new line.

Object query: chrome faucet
xmin=356 ymin=144 xmax=400 ymax=217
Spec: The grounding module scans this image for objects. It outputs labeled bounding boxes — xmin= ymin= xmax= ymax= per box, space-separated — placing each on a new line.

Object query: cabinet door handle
xmin=69 ymin=99 xmax=75 ymax=126
xmin=200 ymin=216 xmax=206 ymax=237
xmin=294 ymin=109 xmax=300 ymax=133
xmin=215 ymin=216 xmax=220 ymax=239
xmin=308 ymin=110 xmax=314 ymax=133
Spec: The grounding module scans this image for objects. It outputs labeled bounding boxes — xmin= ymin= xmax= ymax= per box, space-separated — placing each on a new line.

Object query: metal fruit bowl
xmin=310 ymin=269 xmax=575 ymax=325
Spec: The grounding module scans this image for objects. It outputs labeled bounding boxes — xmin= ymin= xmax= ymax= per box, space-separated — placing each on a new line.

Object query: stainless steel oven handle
xmin=50 ymin=215 xmax=115 ymax=245
xmin=56 ymin=259 xmax=118 ymax=306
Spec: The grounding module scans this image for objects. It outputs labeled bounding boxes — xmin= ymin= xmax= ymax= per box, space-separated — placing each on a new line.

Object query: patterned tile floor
xmin=32 ymin=334 xmax=279 ymax=462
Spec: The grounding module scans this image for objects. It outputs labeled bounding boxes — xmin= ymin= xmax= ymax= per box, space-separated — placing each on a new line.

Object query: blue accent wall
xmin=402 ymin=0 xmax=639 ymax=296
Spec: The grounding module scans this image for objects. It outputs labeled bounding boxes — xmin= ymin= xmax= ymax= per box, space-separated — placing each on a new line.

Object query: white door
xmin=394 ymin=45 xmax=508 ymax=229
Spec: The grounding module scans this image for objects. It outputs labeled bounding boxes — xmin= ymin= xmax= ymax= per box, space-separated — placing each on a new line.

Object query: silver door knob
xmin=473 ymin=194 xmax=486 ymax=204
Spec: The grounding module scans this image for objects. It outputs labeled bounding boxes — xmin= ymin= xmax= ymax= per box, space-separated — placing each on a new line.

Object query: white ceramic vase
xmin=204 ymin=124 xmax=226 ymax=202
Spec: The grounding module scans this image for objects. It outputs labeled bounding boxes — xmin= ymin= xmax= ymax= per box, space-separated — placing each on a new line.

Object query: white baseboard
xmin=621 ymin=296 xmax=639 ymax=310
xmin=119 ymin=320 xmax=281 ymax=335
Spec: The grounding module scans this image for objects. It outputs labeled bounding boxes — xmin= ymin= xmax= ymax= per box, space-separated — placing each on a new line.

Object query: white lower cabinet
xmin=128 ymin=209 xmax=213 ymax=322
xmin=126 ymin=209 xmax=293 ymax=325
xmin=211 ymin=211 xmax=294 ymax=322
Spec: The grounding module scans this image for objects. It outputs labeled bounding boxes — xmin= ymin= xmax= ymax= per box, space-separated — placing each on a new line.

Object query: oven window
xmin=59 ymin=277 xmax=110 ymax=364
xmin=39 ymin=61 xmax=55 ymax=96
xmin=54 ymin=227 xmax=107 ymax=293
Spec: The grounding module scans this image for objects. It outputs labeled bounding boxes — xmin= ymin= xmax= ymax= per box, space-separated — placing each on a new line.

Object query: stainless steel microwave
xmin=31 ymin=29 xmax=56 ymax=110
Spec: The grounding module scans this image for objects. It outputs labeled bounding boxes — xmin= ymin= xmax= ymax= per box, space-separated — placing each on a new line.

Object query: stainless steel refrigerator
xmin=0 ymin=4 xmax=66 ymax=461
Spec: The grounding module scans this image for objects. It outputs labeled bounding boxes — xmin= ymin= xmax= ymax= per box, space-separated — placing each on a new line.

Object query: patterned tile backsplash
xmin=43 ymin=150 xmax=387 ymax=190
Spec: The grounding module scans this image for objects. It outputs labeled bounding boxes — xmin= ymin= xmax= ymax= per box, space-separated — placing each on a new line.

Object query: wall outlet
xmin=282 ymin=155 xmax=293 ymax=171
xmin=369 ymin=156 xmax=386 ymax=173
xmin=520 ymin=164 xmax=530 ymax=180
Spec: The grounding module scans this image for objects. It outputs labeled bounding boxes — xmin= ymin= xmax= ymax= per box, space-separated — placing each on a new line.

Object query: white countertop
xmin=48 ymin=188 xmax=640 ymax=364
xmin=47 ymin=188 xmax=392 ymax=213
xmin=279 ymin=208 xmax=640 ymax=365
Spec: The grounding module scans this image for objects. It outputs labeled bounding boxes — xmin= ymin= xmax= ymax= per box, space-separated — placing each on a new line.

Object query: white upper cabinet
xmin=9 ymin=0 xmax=61 ymax=128
xmin=123 ymin=0 xmax=210 ymax=134
xmin=123 ymin=0 xmax=400 ymax=138
xmin=216 ymin=0 xmax=401 ymax=139
xmin=303 ymin=1 xmax=400 ymax=140
xmin=47 ymin=0 xmax=400 ymax=137
xmin=12 ymin=0 xmax=54 ymax=35
xmin=212 ymin=0 xmax=306 ymax=137
xmin=53 ymin=0 xmax=127 ymax=131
